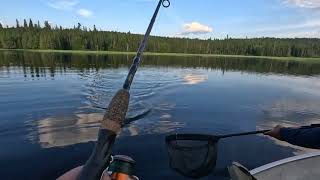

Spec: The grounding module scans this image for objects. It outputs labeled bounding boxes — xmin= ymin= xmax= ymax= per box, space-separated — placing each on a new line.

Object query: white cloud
xmin=270 ymin=30 xmax=320 ymax=38
xmin=253 ymin=1 xmax=320 ymax=38
xmin=48 ymin=0 xmax=78 ymax=10
xmin=178 ymin=22 xmax=213 ymax=35
xmin=285 ymin=0 xmax=320 ymax=8
xmin=77 ymin=9 xmax=93 ymax=18
xmin=0 ymin=20 xmax=10 ymax=27
xmin=257 ymin=19 xmax=320 ymax=32
xmin=254 ymin=17 xmax=320 ymax=38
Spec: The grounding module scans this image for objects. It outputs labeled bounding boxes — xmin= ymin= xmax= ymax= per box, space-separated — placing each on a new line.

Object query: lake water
xmin=0 ymin=50 xmax=320 ymax=180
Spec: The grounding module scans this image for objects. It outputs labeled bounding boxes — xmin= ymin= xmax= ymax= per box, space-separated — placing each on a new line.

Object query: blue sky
xmin=0 ymin=0 xmax=319 ymax=39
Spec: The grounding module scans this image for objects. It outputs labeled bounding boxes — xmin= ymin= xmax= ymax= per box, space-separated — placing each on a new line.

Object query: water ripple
xmin=24 ymin=68 xmax=190 ymax=148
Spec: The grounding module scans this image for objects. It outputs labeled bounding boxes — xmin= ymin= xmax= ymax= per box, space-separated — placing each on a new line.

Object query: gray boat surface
xmin=250 ymin=152 xmax=320 ymax=180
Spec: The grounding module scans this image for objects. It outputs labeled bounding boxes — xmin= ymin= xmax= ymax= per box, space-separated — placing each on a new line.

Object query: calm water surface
xmin=0 ymin=51 xmax=320 ymax=180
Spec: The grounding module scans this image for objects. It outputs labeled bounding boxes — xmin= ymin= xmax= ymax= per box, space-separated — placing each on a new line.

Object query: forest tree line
xmin=0 ymin=19 xmax=320 ymax=57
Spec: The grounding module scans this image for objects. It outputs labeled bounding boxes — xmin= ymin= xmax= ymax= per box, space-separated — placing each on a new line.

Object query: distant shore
xmin=1 ymin=49 xmax=320 ymax=62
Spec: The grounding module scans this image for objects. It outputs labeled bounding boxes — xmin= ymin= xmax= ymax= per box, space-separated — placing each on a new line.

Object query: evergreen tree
xmin=44 ymin=21 xmax=51 ymax=29
xmin=29 ymin=19 xmax=34 ymax=28
xmin=1 ymin=19 xmax=320 ymax=58
xmin=24 ymin=19 xmax=28 ymax=28
xmin=16 ymin=19 xmax=20 ymax=28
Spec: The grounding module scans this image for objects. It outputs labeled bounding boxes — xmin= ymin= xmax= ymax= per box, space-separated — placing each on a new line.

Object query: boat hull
xmin=250 ymin=152 xmax=320 ymax=180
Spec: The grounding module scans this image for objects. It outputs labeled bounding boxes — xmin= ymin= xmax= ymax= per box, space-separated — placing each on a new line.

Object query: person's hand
xmin=57 ymin=166 xmax=111 ymax=180
xmin=264 ymin=125 xmax=283 ymax=140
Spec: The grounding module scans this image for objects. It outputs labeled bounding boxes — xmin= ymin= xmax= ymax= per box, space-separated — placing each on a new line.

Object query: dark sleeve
xmin=280 ymin=127 xmax=320 ymax=149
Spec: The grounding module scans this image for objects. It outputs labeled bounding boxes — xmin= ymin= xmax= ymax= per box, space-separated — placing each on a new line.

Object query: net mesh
xmin=166 ymin=135 xmax=218 ymax=179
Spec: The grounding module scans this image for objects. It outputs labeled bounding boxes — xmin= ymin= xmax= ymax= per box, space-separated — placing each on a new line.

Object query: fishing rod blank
xmin=77 ymin=1 xmax=170 ymax=180
xmin=123 ymin=0 xmax=170 ymax=90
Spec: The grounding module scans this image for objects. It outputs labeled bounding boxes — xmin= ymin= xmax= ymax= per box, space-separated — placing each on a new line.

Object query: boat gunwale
xmin=250 ymin=152 xmax=320 ymax=175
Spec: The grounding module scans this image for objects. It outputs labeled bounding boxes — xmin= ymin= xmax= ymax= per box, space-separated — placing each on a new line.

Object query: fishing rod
xmin=77 ymin=1 xmax=170 ymax=180
xmin=123 ymin=0 xmax=170 ymax=90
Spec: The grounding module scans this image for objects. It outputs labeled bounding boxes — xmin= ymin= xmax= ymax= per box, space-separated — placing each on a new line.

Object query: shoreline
xmin=1 ymin=49 xmax=320 ymax=62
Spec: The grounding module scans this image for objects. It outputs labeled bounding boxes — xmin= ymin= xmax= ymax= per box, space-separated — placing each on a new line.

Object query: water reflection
xmin=258 ymin=98 xmax=320 ymax=154
xmin=32 ymin=111 xmax=184 ymax=148
xmin=260 ymin=97 xmax=320 ymax=125
xmin=1 ymin=51 xmax=320 ymax=77
xmin=125 ymin=120 xmax=185 ymax=137
xmin=264 ymin=75 xmax=320 ymax=96
xmin=30 ymin=99 xmax=184 ymax=148
xmin=2 ymin=50 xmax=320 ymax=180
xmin=183 ymin=74 xmax=208 ymax=85
xmin=30 ymin=113 xmax=101 ymax=148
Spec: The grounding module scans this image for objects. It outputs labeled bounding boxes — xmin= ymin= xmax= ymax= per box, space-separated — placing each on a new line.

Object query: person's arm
xmin=265 ymin=125 xmax=320 ymax=149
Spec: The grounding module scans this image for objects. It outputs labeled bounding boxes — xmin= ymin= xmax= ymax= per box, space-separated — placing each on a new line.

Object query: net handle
xmin=165 ymin=134 xmax=217 ymax=144
xmin=165 ymin=130 xmax=268 ymax=144
xmin=219 ymin=124 xmax=320 ymax=139
xmin=218 ymin=130 xmax=270 ymax=139
xmin=166 ymin=124 xmax=320 ymax=141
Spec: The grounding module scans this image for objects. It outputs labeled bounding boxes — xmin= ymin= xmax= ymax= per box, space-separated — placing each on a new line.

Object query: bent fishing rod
xmin=77 ymin=1 xmax=170 ymax=180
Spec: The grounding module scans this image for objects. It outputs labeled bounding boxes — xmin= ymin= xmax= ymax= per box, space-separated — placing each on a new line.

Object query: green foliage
xmin=0 ymin=19 xmax=320 ymax=57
